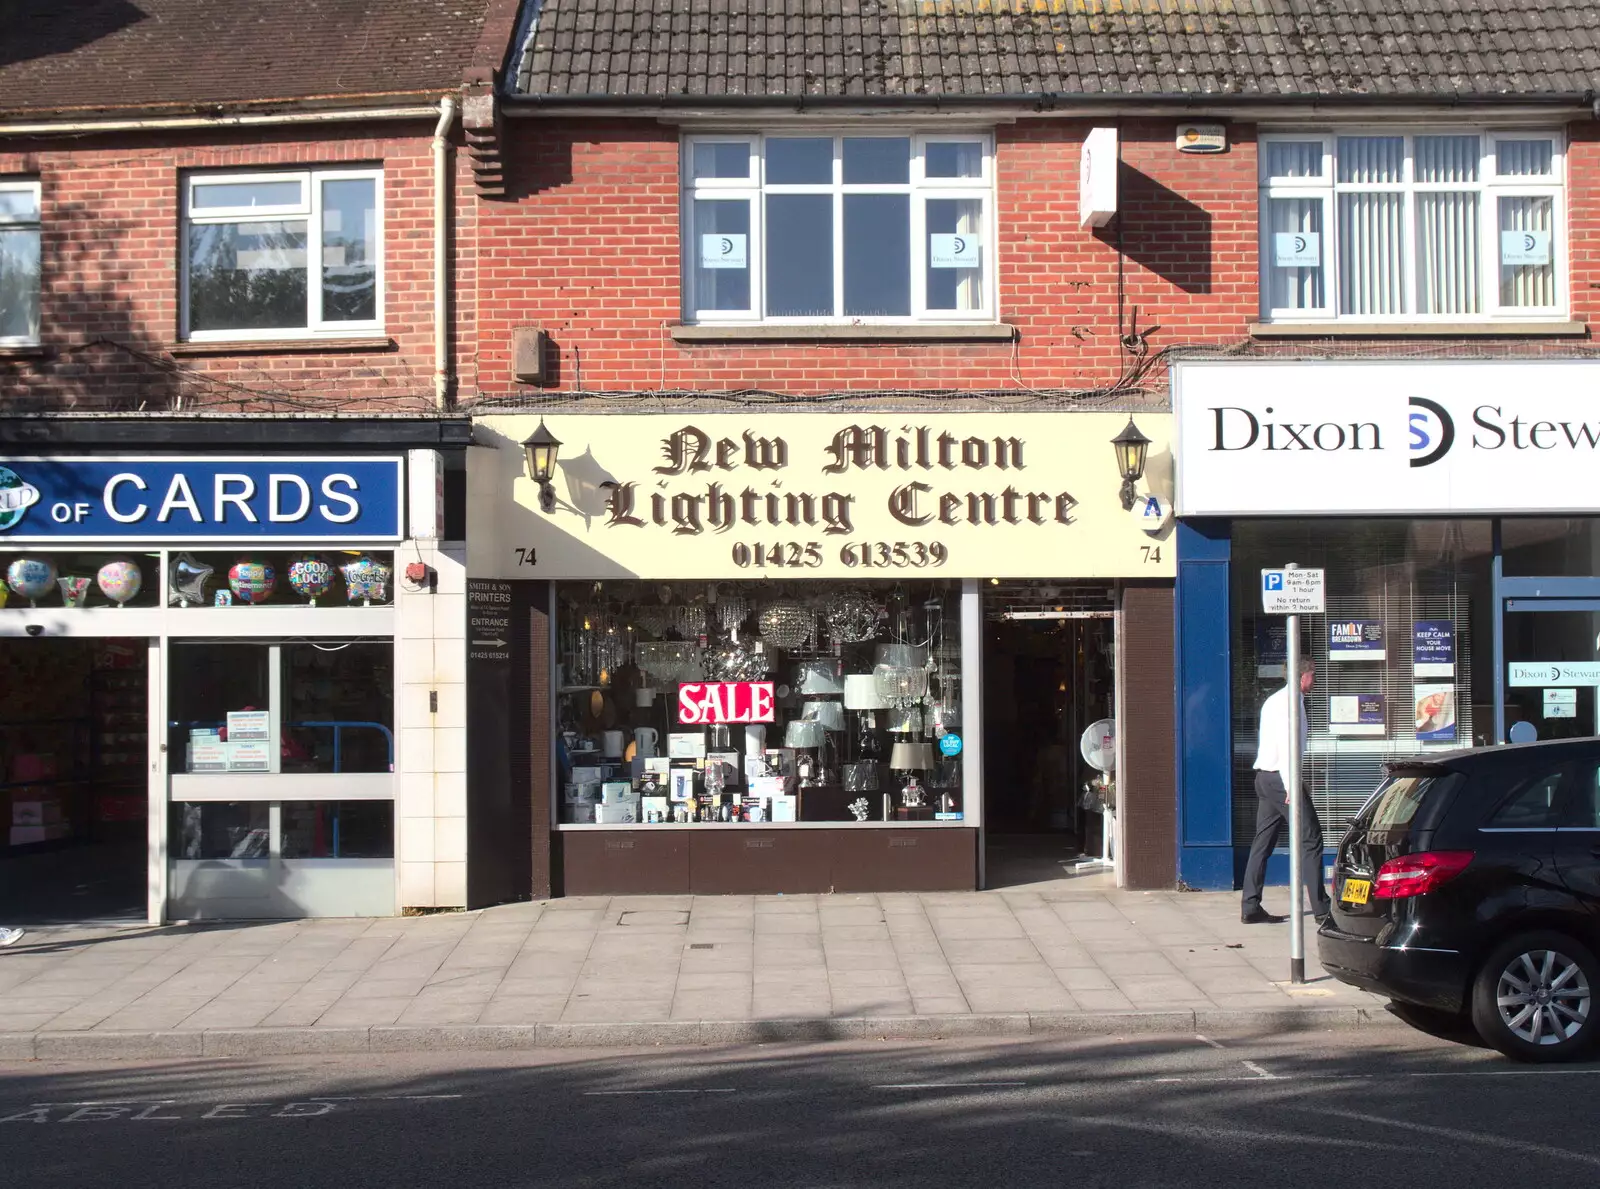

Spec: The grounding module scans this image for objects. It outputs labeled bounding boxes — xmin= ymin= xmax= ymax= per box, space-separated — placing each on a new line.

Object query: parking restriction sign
xmin=1261 ymin=568 xmax=1325 ymax=614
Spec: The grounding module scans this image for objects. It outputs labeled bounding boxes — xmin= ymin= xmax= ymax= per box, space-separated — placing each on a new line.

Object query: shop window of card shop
xmin=556 ymin=580 xmax=964 ymax=826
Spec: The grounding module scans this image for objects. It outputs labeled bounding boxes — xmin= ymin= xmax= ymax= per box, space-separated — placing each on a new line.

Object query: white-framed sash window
xmin=1259 ymin=131 xmax=1565 ymax=323
xmin=682 ymin=132 xmax=996 ymax=325
xmin=181 ymin=169 xmax=383 ymax=340
xmin=0 ymin=179 xmax=41 ymax=345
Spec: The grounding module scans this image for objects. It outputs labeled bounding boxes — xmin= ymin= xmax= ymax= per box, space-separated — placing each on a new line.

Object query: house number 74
xmin=513 ymin=548 xmax=538 ymax=567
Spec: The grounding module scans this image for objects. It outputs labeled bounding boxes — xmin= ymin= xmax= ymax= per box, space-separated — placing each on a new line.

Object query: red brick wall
xmin=0 ymin=122 xmax=479 ymax=413
xmin=470 ymin=116 xmax=1600 ymax=403
xmin=469 ymin=117 xmax=1265 ymax=398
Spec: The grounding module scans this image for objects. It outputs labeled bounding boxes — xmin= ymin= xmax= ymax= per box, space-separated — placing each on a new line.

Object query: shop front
xmin=0 ymin=431 xmax=465 ymax=923
xmin=1173 ymin=358 xmax=1600 ymax=890
xmin=468 ymin=408 xmax=1179 ymax=896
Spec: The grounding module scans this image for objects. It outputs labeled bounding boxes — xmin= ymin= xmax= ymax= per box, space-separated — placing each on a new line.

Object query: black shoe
xmin=1242 ymin=907 xmax=1288 ymax=925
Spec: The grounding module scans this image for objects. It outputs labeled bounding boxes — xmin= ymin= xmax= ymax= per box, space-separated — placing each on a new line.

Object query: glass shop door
xmin=1502 ymin=599 xmax=1600 ymax=743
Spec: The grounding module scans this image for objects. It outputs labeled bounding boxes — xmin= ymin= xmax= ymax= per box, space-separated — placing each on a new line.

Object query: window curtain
xmin=1337 ymin=193 xmax=1405 ymax=315
xmin=1415 ymin=193 xmax=1480 ymax=315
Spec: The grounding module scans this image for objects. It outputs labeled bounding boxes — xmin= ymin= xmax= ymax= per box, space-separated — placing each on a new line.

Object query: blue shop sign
xmin=0 ymin=456 xmax=404 ymax=542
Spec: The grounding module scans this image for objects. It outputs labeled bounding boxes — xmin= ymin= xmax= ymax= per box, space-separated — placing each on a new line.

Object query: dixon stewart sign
xmin=1174 ymin=360 xmax=1600 ymax=517
xmin=471 ymin=412 xmax=1174 ymax=581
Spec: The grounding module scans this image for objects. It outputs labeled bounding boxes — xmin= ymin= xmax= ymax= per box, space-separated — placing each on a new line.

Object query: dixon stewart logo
xmin=0 ymin=465 xmax=40 ymax=532
xmin=1408 ymin=396 xmax=1455 ymax=468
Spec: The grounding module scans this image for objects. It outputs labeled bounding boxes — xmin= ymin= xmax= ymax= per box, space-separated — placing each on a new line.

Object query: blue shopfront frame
xmin=0 ymin=456 xmax=405 ymax=543
xmin=1175 ymin=516 xmax=1600 ymax=889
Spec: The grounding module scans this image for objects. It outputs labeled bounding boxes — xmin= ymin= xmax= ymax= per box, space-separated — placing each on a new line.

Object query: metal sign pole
xmin=1284 ymin=565 xmax=1305 ymax=985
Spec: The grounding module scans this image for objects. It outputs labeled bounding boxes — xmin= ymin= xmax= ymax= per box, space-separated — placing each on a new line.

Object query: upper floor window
xmin=182 ymin=169 xmax=382 ymax=340
xmin=682 ymin=133 xmax=994 ymax=324
xmin=1259 ymin=131 xmax=1564 ymax=323
xmin=0 ymin=180 xmax=41 ymax=345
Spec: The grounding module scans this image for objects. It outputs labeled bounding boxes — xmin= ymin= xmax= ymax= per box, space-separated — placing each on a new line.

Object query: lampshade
xmin=784 ymin=720 xmax=826 ymax=749
xmin=843 ymin=674 xmax=889 ymax=710
xmin=885 ymin=704 xmax=924 ymax=735
xmin=889 ymin=741 xmax=935 ymax=771
xmin=801 ymin=701 xmax=846 ymax=732
xmin=875 ymin=643 xmax=928 ymax=669
xmin=796 ymin=659 xmax=844 ymax=696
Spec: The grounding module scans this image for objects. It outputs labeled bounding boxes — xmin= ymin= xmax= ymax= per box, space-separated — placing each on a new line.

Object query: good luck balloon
xmin=287 ymin=556 xmax=333 ymax=606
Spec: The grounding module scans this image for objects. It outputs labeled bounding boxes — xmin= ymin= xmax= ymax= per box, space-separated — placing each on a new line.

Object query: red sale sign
xmin=677 ymin=681 xmax=776 ymax=725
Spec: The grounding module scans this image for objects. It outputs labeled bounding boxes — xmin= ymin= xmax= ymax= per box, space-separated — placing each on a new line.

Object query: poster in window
xmin=1544 ymin=688 xmax=1577 ymax=719
xmin=1273 ymin=231 xmax=1320 ymax=267
xmin=1412 ymin=620 xmax=1455 ymax=678
xmin=1329 ymin=619 xmax=1385 ymax=661
xmin=929 ymin=233 xmax=980 ymax=268
xmin=700 ymin=233 xmax=748 ymax=269
xmin=1330 ymin=693 xmax=1386 ymax=736
xmin=1255 ymin=617 xmax=1287 ymax=679
xmin=1414 ymin=684 xmax=1456 ymax=743
xmin=1500 ymin=229 xmax=1551 ymax=267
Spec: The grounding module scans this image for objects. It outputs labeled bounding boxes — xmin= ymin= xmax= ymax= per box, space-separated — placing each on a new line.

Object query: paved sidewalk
xmin=0 ymin=887 xmax=1395 ymax=1059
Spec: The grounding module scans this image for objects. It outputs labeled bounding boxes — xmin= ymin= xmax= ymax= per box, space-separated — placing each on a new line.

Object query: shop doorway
xmin=982 ymin=584 xmax=1116 ymax=888
xmin=0 ymin=637 xmax=148 ymax=925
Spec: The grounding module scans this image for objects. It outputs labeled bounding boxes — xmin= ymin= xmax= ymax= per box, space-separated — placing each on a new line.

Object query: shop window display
xmin=1229 ymin=520 xmax=1493 ymax=843
xmin=555 ymin=580 xmax=963 ymax=825
xmin=1 ymin=551 xmax=160 ymax=609
xmin=167 ymin=550 xmax=393 ymax=608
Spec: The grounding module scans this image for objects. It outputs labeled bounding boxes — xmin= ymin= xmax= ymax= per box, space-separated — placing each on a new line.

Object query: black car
xmin=1318 ymin=737 xmax=1600 ymax=1062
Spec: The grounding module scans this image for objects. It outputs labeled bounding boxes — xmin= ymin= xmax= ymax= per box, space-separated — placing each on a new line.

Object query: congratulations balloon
xmin=339 ymin=555 xmax=392 ymax=605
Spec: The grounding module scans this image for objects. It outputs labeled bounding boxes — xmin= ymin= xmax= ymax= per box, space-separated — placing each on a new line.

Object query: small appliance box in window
xmin=595 ymin=799 xmax=640 ymax=824
xmin=769 ymin=794 xmax=797 ymax=823
xmin=600 ymin=781 xmax=635 ymax=805
xmin=568 ymin=803 xmax=597 ymax=824
xmin=571 ymin=766 xmax=604 ymax=786
xmin=669 ymin=769 xmax=696 ymax=802
xmin=668 ymin=731 xmax=707 ymax=760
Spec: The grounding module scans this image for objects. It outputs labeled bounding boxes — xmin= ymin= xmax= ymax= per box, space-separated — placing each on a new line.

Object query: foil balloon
xmin=339 ymin=555 xmax=391 ymax=605
xmin=96 ymin=559 xmax=143 ymax=607
xmin=227 ymin=560 xmax=276 ymax=604
xmin=287 ymin=556 xmax=333 ymax=606
xmin=57 ymin=576 xmax=93 ymax=608
xmin=168 ymin=552 xmax=213 ymax=607
xmin=6 ymin=557 xmax=57 ymax=607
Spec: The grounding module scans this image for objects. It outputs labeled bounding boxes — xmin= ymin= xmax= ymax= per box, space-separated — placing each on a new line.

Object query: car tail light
xmin=1372 ymin=850 xmax=1474 ymax=899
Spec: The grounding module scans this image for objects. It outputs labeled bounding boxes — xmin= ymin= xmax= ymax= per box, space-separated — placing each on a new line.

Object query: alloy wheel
xmin=1496 ymin=948 xmax=1591 ymax=1046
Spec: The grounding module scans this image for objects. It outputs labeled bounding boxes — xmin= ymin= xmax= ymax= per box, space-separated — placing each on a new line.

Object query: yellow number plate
xmin=1341 ymin=878 xmax=1371 ymax=905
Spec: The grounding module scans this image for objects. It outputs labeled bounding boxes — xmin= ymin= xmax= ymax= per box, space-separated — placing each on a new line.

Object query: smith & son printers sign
xmin=473 ymin=412 xmax=1174 ymax=580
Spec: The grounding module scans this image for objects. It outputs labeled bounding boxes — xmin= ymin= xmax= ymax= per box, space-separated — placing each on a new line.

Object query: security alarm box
xmin=1175 ymin=123 xmax=1227 ymax=154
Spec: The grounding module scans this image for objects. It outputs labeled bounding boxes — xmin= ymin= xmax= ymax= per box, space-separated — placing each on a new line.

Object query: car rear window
xmin=1360 ymin=773 xmax=1460 ymax=844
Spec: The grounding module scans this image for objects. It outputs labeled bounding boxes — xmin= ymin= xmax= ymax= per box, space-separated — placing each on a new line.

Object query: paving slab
xmin=0 ymin=888 xmax=1396 ymax=1057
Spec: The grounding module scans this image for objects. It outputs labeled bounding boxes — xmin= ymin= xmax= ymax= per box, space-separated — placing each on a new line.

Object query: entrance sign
xmin=0 ymin=456 xmax=404 ymax=542
xmin=473 ymin=412 xmax=1175 ymax=580
xmin=1261 ymin=568 xmax=1325 ymax=614
xmin=1173 ymin=360 xmax=1600 ymax=516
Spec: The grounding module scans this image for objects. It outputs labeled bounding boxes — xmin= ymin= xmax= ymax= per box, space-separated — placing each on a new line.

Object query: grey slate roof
xmin=512 ymin=0 xmax=1600 ymax=101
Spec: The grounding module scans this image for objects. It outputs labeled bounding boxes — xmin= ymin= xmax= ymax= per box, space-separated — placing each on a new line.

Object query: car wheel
xmin=1469 ymin=931 xmax=1600 ymax=1063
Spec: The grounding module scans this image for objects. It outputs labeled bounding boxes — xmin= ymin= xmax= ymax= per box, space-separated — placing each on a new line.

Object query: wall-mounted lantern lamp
xmin=1111 ymin=417 xmax=1150 ymax=511
xmin=522 ymin=419 xmax=562 ymax=513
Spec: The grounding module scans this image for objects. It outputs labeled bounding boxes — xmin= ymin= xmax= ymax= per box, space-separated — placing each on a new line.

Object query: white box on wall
xmin=408 ymin=449 xmax=444 ymax=540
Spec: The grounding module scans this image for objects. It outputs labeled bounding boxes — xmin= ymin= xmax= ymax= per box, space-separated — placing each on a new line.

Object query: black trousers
xmin=1241 ymin=770 xmax=1332 ymax=915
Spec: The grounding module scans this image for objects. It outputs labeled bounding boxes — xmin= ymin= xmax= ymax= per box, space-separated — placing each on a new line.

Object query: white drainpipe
xmin=432 ymin=95 xmax=458 ymax=410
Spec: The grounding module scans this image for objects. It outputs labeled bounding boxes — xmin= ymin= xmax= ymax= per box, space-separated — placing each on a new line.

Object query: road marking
xmin=1241 ymin=1060 xmax=1277 ymax=1080
xmin=583 ymin=1089 xmax=737 ymax=1096
xmin=872 ymin=1082 xmax=1028 ymax=1090
xmin=1193 ymin=1035 xmax=1228 ymax=1050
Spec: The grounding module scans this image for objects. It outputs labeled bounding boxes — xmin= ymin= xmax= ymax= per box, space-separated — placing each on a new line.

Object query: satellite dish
xmin=1080 ymin=718 xmax=1116 ymax=774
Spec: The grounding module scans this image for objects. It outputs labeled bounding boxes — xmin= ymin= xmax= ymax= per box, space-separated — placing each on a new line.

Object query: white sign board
xmin=1500 ymin=229 xmax=1551 ymax=267
xmin=1261 ymin=568 xmax=1325 ymax=614
xmin=1174 ymin=361 xmax=1600 ymax=516
xmin=929 ymin=233 xmax=980 ymax=269
xmin=1545 ymin=687 xmax=1578 ymax=717
xmin=1079 ymin=127 xmax=1118 ymax=228
xmin=700 ymin=233 xmax=747 ymax=269
xmin=1273 ymin=231 xmax=1320 ymax=267
xmin=225 ymin=710 xmax=270 ymax=742
xmin=1509 ymin=662 xmax=1600 ymax=686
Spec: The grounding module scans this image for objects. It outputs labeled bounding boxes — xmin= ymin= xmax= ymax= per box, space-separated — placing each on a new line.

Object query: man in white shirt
xmin=1241 ymin=658 xmax=1334 ymax=925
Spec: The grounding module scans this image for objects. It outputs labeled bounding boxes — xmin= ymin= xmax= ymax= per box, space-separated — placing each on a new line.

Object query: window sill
xmin=670 ymin=323 xmax=1017 ymax=343
xmin=0 ymin=344 xmax=46 ymax=359
xmin=1249 ymin=320 xmax=1587 ymax=339
xmin=168 ymin=336 xmax=395 ymax=357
